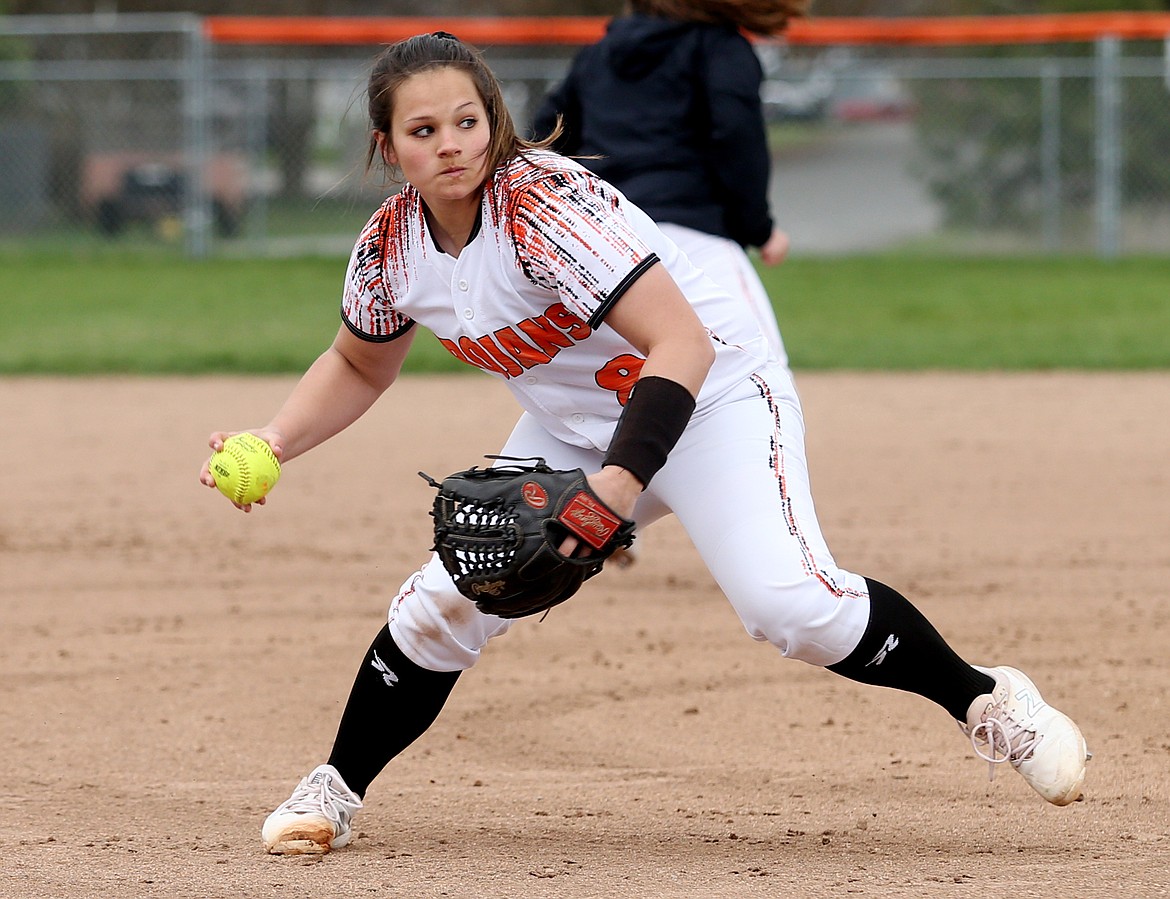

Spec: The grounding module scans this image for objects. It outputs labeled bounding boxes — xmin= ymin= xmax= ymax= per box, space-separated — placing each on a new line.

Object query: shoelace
xmin=278 ymin=776 xmax=356 ymax=825
xmin=967 ymin=710 xmax=1042 ymax=782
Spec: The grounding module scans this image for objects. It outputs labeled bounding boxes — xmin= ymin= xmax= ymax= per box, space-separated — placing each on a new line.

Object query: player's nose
xmin=437 ymin=128 xmax=461 ymax=155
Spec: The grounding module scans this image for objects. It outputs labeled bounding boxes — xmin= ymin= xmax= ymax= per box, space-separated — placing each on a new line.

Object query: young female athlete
xmin=533 ymin=0 xmax=801 ymax=367
xmin=199 ymin=32 xmax=1089 ymax=856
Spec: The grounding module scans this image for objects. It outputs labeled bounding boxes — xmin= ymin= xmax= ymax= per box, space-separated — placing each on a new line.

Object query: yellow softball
xmin=210 ymin=432 xmax=281 ymax=505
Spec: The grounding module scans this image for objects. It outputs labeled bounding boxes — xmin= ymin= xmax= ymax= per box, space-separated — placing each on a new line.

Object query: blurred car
xmin=829 ymin=70 xmax=917 ymax=123
xmin=761 ymin=71 xmax=834 ymax=123
xmin=82 ymin=153 xmax=246 ymax=238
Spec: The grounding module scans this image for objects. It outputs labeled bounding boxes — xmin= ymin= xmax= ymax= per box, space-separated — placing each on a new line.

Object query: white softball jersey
xmin=341 ymin=150 xmax=768 ymax=451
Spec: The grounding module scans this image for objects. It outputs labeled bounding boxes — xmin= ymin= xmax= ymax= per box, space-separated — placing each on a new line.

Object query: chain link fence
xmin=2 ymin=14 xmax=1168 ymax=258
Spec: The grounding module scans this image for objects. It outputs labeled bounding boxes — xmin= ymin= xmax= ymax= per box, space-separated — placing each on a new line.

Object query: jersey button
xmin=458 ymin=279 xmax=469 ymax=291
xmin=462 ymin=308 xmax=474 ymax=319
xmin=525 ymin=375 xmax=537 ymax=385
xmin=571 ymin=413 xmax=585 ymax=424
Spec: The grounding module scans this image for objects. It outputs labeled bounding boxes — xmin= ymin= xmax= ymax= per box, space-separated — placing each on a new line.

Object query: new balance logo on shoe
xmin=1015 ymin=686 xmax=1047 ymax=717
xmin=371 ymin=651 xmax=399 ymax=687
xmin=866 ymin=633 xmax=900 ymax=667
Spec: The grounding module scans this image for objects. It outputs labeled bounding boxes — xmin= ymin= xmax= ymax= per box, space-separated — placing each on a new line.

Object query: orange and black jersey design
xmin=341 ymin=150 xmax=765 ymax=450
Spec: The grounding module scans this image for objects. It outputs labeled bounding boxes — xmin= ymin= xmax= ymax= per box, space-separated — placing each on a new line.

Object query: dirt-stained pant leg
xmin=386 ymin=413 xmax=670 ymax=672
xmin=387 ymin=556 xmax=510 ymax=671
xmin=648 ymin=363 xmax=872 ymax=667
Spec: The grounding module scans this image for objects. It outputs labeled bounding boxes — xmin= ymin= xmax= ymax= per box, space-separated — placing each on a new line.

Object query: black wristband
xmin=602 ymin=376 xmax=696 ymax=488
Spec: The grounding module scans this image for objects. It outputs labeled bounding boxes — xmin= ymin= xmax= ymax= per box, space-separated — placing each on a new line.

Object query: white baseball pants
xmin=388 ymin=362 xmax=871 ymax=672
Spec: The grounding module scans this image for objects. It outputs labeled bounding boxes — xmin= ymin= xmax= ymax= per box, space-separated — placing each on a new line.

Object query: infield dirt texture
xmin=2 ymin=373 xmax=1167 ymax=898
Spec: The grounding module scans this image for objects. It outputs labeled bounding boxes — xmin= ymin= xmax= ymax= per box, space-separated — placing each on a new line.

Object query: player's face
xmin=380 ymin=67 xmax=491 ymax=208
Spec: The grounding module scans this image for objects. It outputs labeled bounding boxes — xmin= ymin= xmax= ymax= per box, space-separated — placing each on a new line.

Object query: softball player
xmin=199 ymin=33 xmax=1089 ymax=856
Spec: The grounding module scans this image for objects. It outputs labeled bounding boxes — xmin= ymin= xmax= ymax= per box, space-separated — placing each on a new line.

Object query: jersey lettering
xmin=545 ymin=303 xmax=591 ymax=340
xmin=437 ymin=302 xmax=594 ymax=380
xmin=457 ymin=336 xmax=506 ymax=376
xmin=595 ymin=354 xmax=645 ymax=406
xmin=476 ymin=335 xmax=525 ymax=378
xmin=517 ymin=316 xmax=575 ymax=358
xmin=495 ymin=327 xmax=551 ymax=369
xmin=437 ymin=337 xmax=471 ymax=366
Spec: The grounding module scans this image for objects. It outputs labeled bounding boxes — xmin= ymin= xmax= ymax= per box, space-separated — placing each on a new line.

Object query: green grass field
xmin=2 ymin=251 xmax=1168 ymax=374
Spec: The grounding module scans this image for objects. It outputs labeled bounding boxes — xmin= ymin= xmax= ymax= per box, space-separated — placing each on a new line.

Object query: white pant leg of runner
xmin=658 ymin=222 xmax=789 ymax=370
xmin=647 ymin=362 xmax=870 ymax=666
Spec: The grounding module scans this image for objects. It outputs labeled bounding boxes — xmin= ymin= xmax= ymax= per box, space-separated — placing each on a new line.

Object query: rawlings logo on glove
xmin=558 ymin=491 xmax=624 ymax=549
xmin=419 ymin=456 xmax=636 ymax=619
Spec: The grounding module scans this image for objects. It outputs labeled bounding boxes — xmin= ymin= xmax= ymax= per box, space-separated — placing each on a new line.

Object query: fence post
xmin=1094 ymin=34 xmax=1121 ymax=259
xmin=182 ymin=16 xmax=210 ymax=259
xmin=1040 ymin=61 xmax=1062 ymax=252
xmin=245 ymin=63 xmax=270 ymax=251
xmin=1164 ymin=35 xmax=1170 ymax=91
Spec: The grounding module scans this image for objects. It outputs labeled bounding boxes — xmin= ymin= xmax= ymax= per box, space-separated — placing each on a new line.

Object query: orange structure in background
xmin=204 ymin=13 xmax=1170 ymax=46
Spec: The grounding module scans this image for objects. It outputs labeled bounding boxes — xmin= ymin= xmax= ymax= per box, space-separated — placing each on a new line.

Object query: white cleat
xmin=962 ymin=666 xmax=1090 ymax=806
xmin=261 ymin=764 xmax=363 ymax=855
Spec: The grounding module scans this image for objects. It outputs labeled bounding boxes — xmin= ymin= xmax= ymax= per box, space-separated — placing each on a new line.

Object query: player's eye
xmin=410 ymin=124 xmax=434 ymax=138
xmin=458 ymin=116 xmax=477 ymax=130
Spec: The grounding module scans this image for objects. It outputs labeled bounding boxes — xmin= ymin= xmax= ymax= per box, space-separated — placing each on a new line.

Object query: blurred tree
xmin=908 ymin=1 xmax=1170 ymax=239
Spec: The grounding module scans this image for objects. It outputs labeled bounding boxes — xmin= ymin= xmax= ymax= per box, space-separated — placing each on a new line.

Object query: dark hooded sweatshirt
xmin=532 ymin=13 xmax=774 ymax=249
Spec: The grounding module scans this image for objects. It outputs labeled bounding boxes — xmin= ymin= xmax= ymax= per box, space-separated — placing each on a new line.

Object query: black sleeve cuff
xmin=586 ymin=254 xmax=660 ymax=330
xmin=340 ymin=311 xmax=417 ymax=343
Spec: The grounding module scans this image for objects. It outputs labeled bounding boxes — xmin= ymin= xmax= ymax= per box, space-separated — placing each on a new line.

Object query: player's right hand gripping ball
xmin=420 ymin=457 xmax=636 ymax=619
xmin=210 ymin=433 xmax=281 ymax=505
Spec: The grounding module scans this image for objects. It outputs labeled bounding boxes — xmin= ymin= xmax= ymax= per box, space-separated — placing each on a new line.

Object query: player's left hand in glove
xmin=420 ymin=456 xmax=636 ymax=619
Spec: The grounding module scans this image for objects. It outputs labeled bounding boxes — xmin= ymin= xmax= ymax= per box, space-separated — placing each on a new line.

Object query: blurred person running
xmin=533 ymin=0 xmax=798 ymax=367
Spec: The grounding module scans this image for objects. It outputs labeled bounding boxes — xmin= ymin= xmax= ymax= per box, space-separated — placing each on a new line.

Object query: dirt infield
xmin=2 ymin=373 xmax=1168 ymax=898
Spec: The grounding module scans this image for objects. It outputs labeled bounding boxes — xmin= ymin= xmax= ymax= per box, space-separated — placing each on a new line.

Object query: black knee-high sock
xmin=826 ymin=578 xmax=995 ymax=720
xmin=326 ymin=624 xmax=460 ymax=798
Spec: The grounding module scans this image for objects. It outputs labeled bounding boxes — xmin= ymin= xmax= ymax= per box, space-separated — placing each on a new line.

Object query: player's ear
xmin=374 ymin=130 xmax=397 ymax=167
